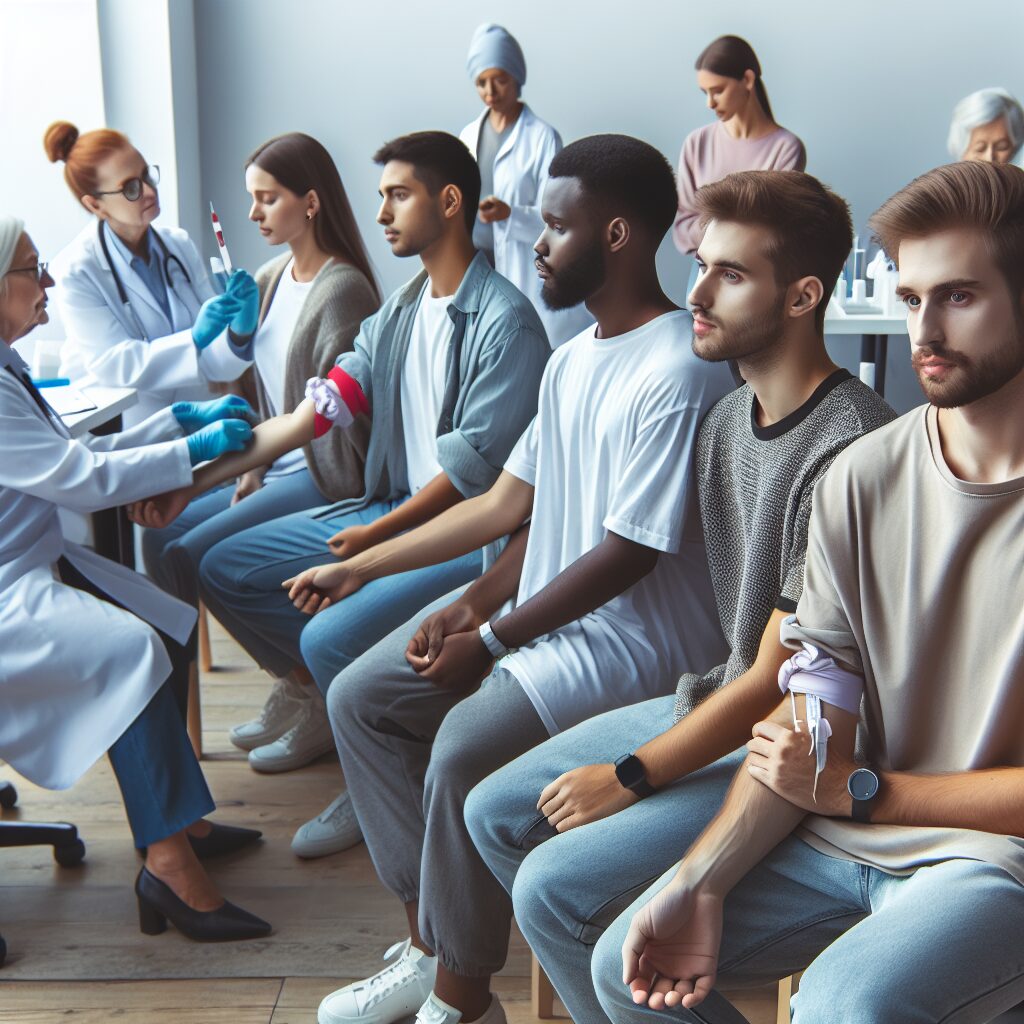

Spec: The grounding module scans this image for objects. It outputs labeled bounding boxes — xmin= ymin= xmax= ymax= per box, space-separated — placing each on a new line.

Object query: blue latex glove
xmin=186 ymin=418 xmax=253 ymax=465
xmin=192 ymin=292 xmax=242 ymax=350
xmin=172 ymin=395 xmax=257 ymax=434
xmin=226 ymin=269 xmax=260 ymax=337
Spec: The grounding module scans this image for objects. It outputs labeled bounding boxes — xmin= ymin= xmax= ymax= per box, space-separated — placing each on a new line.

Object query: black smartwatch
xmin=614 ymin=753 xmax=656 ymax=799
xmin=847 ymin=766 xmax=880 ymax=823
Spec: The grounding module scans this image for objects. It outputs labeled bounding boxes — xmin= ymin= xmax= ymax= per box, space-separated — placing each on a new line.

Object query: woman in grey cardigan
xmin=142 ymin=133 xmax=379 ymax=612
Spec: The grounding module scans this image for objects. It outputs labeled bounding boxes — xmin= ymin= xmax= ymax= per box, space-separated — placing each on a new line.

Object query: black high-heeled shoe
xmin=135 ymin=867 xmax=271 ymax=941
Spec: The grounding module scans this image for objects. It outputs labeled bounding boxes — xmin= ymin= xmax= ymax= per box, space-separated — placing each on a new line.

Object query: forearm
xmin=873 ymin=767 xmax=1024 ymax=835
xmin=360 ymin=472 xmax=463 ymax=547
xmin=677 ymin=755 xmax=806 ymax=898
xmin=637 ymin=609 xmax=793 ymax=789
xmin=459 ymin=523 xmax=530 ymax=621
xmin=491 ymin=532 xmax=658 ymax=650
xmin=348 ymin=472 xmax=532 ymax=584
xmin=189 ymin=399 xmax=315 ymax=496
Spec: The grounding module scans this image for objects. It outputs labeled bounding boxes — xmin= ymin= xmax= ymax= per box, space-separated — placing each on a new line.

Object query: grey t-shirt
xmin=673 ymin=370 xmax=896 ymax=721
xmin=473 ymin=116 xmax=512 ymax=265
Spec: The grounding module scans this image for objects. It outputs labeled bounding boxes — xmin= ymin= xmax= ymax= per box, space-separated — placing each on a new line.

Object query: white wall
xmin=193 ymin=1 xmax=1022 ymax=410
xmin=0 ymin=0 xmax=104 ymax=341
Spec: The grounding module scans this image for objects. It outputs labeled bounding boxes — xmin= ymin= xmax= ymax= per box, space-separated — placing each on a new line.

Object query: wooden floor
xmin=1 ymin=619 xmax=777 ymax=1023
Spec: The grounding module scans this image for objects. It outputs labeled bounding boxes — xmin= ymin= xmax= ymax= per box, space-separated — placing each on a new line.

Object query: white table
xmin=56 ymin=384 xmax=138 ymax=566
xmin=823 ymin=310 xmax=908 ymax=397
xmin=59 ymin=384 xmax=137 ymax=439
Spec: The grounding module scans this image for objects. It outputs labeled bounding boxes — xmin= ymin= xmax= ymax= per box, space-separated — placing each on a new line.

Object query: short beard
xmin=541 ymin=244 xmax=605 ymax=311
xmin=692 ymin=290 xmax=788 ymax=363
xmin=913 ymin=335 xmax=1024 ymax=408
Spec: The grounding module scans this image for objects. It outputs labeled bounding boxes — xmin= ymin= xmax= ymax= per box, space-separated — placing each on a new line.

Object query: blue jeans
xmin=199 ymin=498 xmax=482 ymax=693
xmin=592 ymin=847 xmax=1024 ymax=1024
xmin=468 ymin=695 xmax=1024 ymax=1024
xmin=57 ymin=557 xmax=214 ymax=849
xmin=467 ymin=695 xmax=736 ymax=1023
xmin=141 ymin=468 xmax=326 ymax=607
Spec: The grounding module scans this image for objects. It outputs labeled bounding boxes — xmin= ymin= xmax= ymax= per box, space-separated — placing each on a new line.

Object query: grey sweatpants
xmin=327 ymin=590 xmax=550 ymax=978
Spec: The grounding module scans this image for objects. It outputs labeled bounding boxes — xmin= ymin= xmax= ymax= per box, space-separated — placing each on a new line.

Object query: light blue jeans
xmin=468 ymin=695 xmax=1024 ymax=1024
xmin=141 ymin=467 xmax=326 ymax=607
xmin=198 ymin=498 xmax=482 ymax=693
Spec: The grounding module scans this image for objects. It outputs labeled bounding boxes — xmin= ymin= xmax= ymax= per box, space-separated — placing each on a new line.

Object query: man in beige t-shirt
xmin=608 ymin=161 xmax=1024 ymax=1023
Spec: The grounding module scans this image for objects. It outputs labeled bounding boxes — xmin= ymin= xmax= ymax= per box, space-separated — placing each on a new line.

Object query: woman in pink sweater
xmin=674 ymin=35 xmax=806 ymax=256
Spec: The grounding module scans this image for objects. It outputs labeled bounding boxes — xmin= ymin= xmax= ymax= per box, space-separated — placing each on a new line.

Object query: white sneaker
xmin=415 ymin=992 xmax=506 ymax=1024
xmin=229 ymin=675 xmax=307 ymax=751
xmin=318 ymin=939 xmax=437 ymax=1024
xmin=291 ymin=790 xmax=363 ymax=858
xmin=248 ymin=697 xmax=336 ymax=773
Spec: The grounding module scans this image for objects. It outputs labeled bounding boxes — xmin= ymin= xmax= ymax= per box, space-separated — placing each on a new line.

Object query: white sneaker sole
xmin=248 ymin=736 xmax=338 ymax=774
xmin=228 ymin=719 xmax=297 ymax=752
xmin=291 ymin=825 xmax=363 ymax=859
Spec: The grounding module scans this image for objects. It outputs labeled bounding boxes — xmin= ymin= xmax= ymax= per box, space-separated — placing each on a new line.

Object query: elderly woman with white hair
xmin=459 ymin=23 xmax=591 ymax=347
xmin=0 ymin=215 xmax=269 ymax=943
xmin=947 ymin=87 xmax=1024 ymax=165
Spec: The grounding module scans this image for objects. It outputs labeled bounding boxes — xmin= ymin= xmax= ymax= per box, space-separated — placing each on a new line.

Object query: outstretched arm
xmin=537 ymin=608 xmax=793 ymax=832
xmin=127 ymin=399 xmax=317 ymax=527
xmin=623 ymin=696 xmax=857 ymax=1011
xmin=282 ymin=470 xmax=535 ymax=613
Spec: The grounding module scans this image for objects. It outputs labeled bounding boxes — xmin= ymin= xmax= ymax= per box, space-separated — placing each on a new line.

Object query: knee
xmin=510 ymin=841 xmax=571 ymax=939
xmin=791 ymin=972 xmax=883 ymax=1024
xmin=325 ymin=658 xmax=377 ymax=737
xmin=591 ymin=922 xmax=634 ymax=1021
xmin=464 ymin=771 xmax=506 ymax=858
xmin=425 ymin=713 xmax=488 ymax=802
xmin=299 ymin=616 xmax=358 ymax=697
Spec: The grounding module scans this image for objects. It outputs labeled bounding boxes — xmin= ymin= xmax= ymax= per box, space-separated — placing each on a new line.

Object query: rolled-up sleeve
xmin=780 ymin=473 xmax=863 ymax=674
xmin=334 ymin=309 xmax=378 ymax=407
xmin=436 ymin=325 xmax=548 ymax=497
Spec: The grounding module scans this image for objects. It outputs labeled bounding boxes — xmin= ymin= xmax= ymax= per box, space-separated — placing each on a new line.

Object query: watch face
xmin=848 ymin=768 xmax=880 ymax=801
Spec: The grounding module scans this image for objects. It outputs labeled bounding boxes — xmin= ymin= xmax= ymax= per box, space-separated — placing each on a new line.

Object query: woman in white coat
xmin=0 ymin=216 xmax=269 ymax=943
xmin=459 ymin=23 xmax=591 ymax=348
xmin=44 ymin=121 xmax=257 ymax=427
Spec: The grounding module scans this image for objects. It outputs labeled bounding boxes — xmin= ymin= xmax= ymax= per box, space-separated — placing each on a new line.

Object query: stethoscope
xmin=97 ymin=220 xmax=200 ymax=341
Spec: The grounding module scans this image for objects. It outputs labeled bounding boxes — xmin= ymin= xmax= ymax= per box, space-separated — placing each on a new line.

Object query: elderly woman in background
xmin=947 ymin=88 xmax=1024 ymax=165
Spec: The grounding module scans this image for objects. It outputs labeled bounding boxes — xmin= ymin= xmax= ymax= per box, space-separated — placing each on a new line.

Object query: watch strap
xmin=478 ymin=621 xmax=510 ymax=660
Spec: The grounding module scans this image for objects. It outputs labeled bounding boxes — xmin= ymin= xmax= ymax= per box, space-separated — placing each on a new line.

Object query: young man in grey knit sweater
xmin=466 ymin=169 xmax=895 ymax=1024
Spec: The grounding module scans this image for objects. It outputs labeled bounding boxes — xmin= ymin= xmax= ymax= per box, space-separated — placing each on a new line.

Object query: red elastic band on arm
xmin=313 ymin=367 xmax=370 ymax=438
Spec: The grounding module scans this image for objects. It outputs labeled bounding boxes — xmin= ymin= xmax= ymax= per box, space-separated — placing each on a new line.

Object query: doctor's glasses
xmin=93 ymin=165 xmax=161 ymax=202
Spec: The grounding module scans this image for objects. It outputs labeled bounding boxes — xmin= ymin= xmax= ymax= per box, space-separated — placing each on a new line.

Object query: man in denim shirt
xmin=196 ymin=133 xmax=548 ymax=821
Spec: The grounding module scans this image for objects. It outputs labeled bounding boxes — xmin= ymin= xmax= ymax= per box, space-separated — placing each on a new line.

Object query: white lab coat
xmin=0 ymin=344 xmax=196 ymax=790
xmin=52 ymin=221 xmax=250 ymax=426
xmin=460 ymin=104 xmax=592 ymax=348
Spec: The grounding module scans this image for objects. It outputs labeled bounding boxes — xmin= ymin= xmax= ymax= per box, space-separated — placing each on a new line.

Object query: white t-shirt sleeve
xmin=603 ymin=403 xmax=702 ymax=554
xmin=503 ymin=416 xmax=540 ymax=485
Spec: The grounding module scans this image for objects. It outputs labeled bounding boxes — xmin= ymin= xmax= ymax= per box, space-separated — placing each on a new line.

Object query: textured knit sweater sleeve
xmin=285 ymin=264 xmax=380 ymax=502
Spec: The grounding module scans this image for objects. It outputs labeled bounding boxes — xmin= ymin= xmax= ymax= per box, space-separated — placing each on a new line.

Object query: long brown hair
xmin=247 ymin=133 xmax=380 ymax=302
xmin=695 ymin=35 xmax=774 ymax=122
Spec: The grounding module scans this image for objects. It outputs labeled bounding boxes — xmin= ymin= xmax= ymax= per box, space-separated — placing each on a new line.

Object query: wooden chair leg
xmin=187 ymin=659 xmax=203 ymax=760
xmin=198 ymin=601 xmax=213 ymax=673
xmin=532 ymin=952 xmax=555 ymax=1019
xmin=777 ymin=972 xmax=802 ymax=1024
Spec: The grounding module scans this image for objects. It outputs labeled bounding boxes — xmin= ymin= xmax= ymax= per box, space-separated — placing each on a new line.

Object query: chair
xmin=0 ymin=780 xmax=86 ymax=967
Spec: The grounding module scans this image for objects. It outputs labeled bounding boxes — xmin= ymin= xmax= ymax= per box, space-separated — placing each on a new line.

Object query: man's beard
xmin=913 ymin=333 xmax=1024 ymax=408
xmin=691 ymin=291 xmax=787 ymax=363
xmin=540 ymin=244 xmax=605 ymax=311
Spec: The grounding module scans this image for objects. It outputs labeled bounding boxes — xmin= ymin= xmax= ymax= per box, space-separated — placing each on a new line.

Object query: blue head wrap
xmin=466 ymin=24 xmax=526 ymax=89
